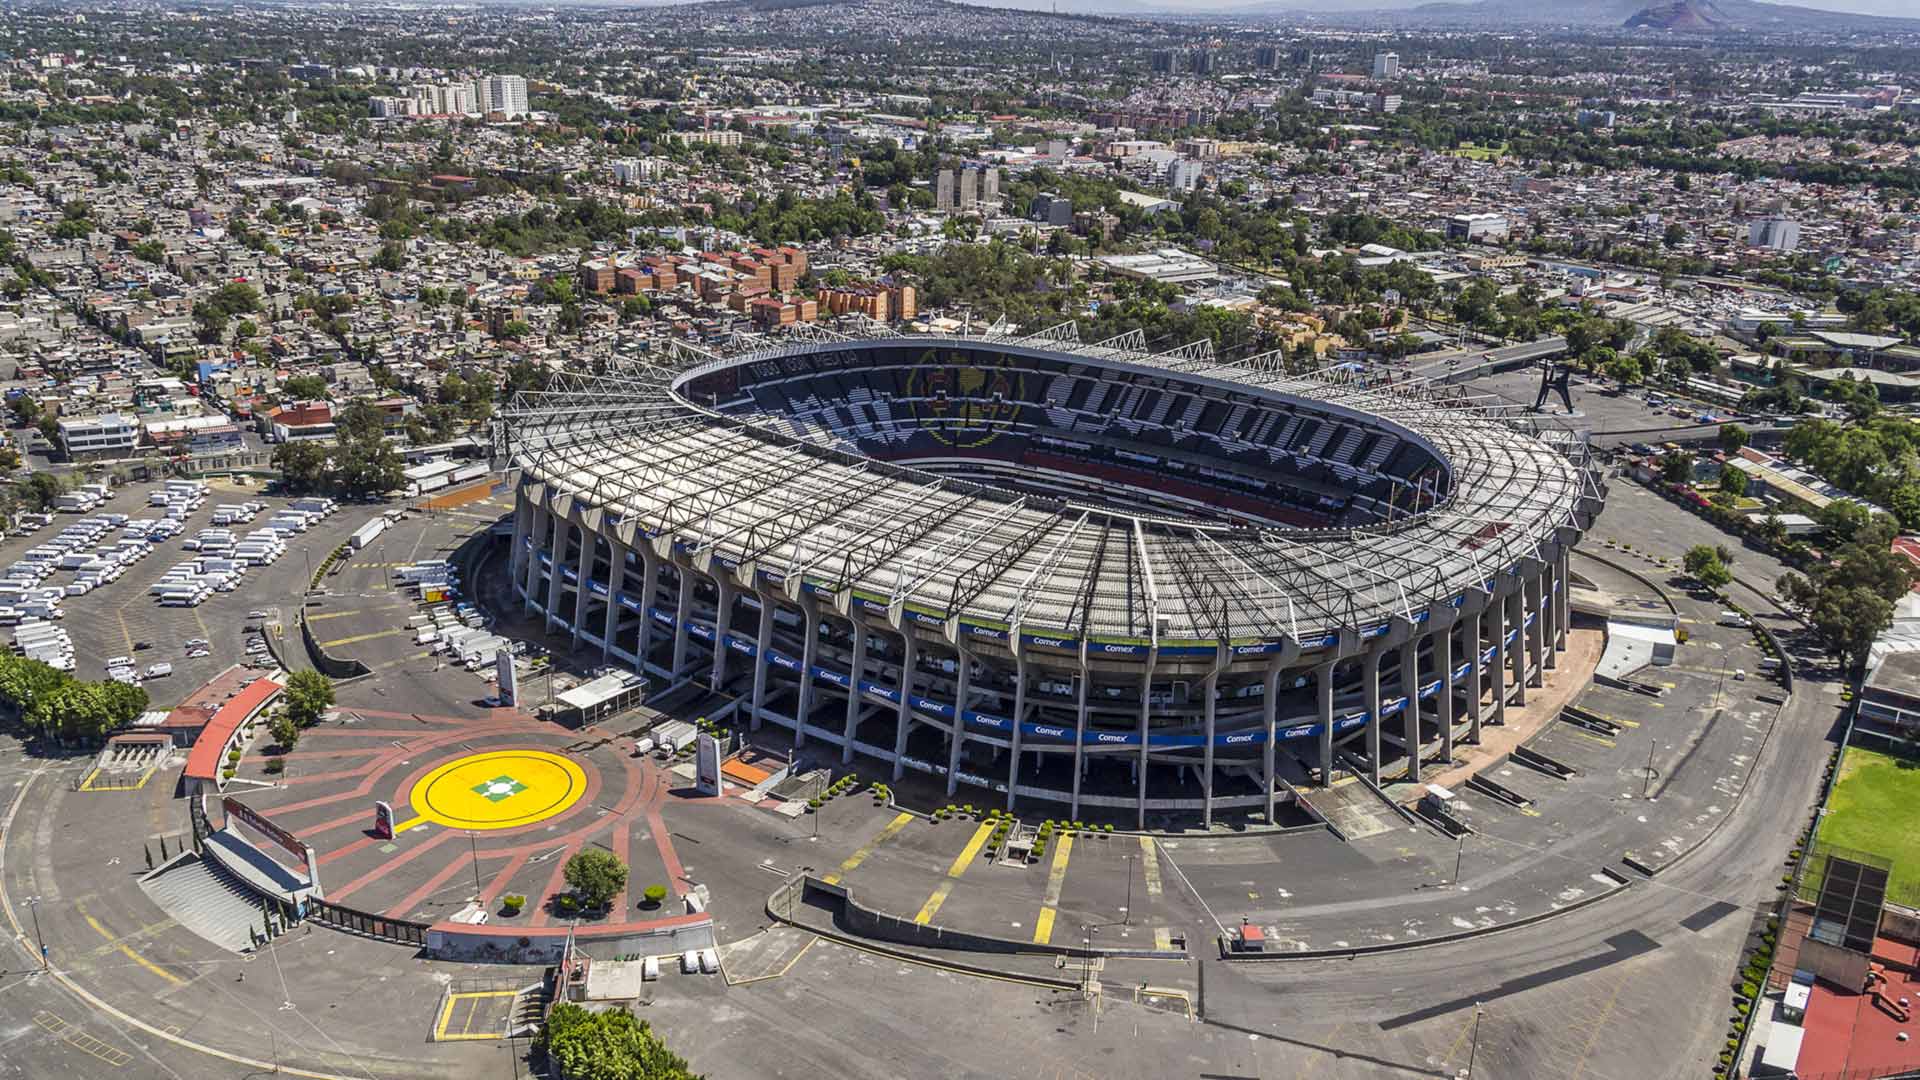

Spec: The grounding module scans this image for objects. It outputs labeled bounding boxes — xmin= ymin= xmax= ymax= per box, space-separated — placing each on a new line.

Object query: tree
xmin=331 ymin=400 xmax=403 ymax=494
xmin=1720 ymin=466 xmax=1749 ymax=498
xmin=1660 ymin=452 xmax=1694 ymax=484
xmin=1719 ymin=423 xmax=1749 ymax=454
xmin=563 ymin=849 xmax=627 ymax=910
xmin=283 ymin=670 xmax=334 ymax=727
xmin=272 ymin=440 xmax=331 ymax=492
xmin=535 ymin=1004 xmax=700 ymax=1080
xmin=7 ymin=395 xmax=40 ymax=426
xmin=282 ymin=374 xmax=330 ymax=401
xmin=18 ymin=471 xmax=63 ymax=511
xmin=1778 ymin=535 xmax=1919 ymax=671
xmin=1683 ymin=544 xmax=1731 ymax=590
xmin=270 ymin=712 xmax=300 ymax=753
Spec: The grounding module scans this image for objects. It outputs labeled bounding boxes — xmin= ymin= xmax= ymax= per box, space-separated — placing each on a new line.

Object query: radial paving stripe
xmin=822 ymin=811 xmax=913 ymax=886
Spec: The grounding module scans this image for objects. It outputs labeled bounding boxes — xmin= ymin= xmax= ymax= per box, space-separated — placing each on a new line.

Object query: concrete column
xmin=570 ymin=533 xmax=593 ymax=649
xmin=748 ymin=589 xmax=774 ymax=731
xmin=1363 ymin=646 xmax=1383 ymax=787
xmin=1200 ymin=667 xmax=1219 ymax=829
xmin=543 ymin=517 xmax=568 ymax=635
xmin=1490 ymin=595 xmax=1509 ymax=726
xmin=508 ymin=495 xmax=530 ymax=603
xmin=1005 ymin=650 xmax=1027 ymax=813
xmin=1068 ymin=656 xmax=1090 ymax=820
xmin=670 ymin=564 xmax=693 ymax=679
xmin=1506 ymin=586 xmax=1527 ymax=706
xmin=1558 ymin=549 xmax=1572 ymax=647
xmin=521 ymin=503 xmax=546 ymax=614
xmin=1436 ymin=620 xmax=1456 ymax=761
xmin=1524 ymin=569 xmax=1545 ymax=686
xmin=889 ymin=630 xmax=916 ymax=782
xmin=841 ymin=620 xmax=865 ymax=765
xmin=1262 ymin=663 xmax=1281 ymax=824
xmin=636 ymin=548 xmax=657 ymax=678
xmin=794 ymin=600 xmax=819 ymax=749
xmin=601 ymin=539 xmax=626 ymax=659
xmin=1539 ymin=558 xmax=1558 ymax=672
xmin=1400 ymin=636 xmax=1422 ymax=784
xmin=710 ymin=577 xmax=735 ymax=689
xmin=944 ymin=645 xmax=972 ymax=797
xmin=1316 ymin=659 xmax=1336 ymax=788
xmin=1136 ymin=651 xmax=1156 ymax=831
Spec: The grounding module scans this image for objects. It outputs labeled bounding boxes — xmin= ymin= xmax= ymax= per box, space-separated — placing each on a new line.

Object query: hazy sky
xmin=1124 ymin=0 xmax=1920 ymax=12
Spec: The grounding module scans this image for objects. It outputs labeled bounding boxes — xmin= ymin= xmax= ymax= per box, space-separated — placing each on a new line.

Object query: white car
xmin=107 ymin=666 xmax=137 ymax=684
xmin=247 ymin=610 xmax=269 ymax=619
xmin=105 ymin=655 xmax=133 ymax=670
xmin=187 ymin=648 xmax=211 ymax=659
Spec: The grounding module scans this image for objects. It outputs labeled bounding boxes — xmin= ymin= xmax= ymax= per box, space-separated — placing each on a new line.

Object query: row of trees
xmin=0 ymin=652 xmax=149 ymax=742
xmin=1782 ymin=417 xmax=1920 ymax=531
xmin=1778 ymin=515 xmax=1919 ymax=672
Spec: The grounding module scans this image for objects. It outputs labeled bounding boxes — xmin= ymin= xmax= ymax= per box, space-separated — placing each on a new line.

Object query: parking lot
xmin=0 ymin=476 xmax=388 ymax=706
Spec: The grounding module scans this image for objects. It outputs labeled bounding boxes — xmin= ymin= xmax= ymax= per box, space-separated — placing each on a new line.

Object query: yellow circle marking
xmin=407 ymin=750 xmax=587 ymax=831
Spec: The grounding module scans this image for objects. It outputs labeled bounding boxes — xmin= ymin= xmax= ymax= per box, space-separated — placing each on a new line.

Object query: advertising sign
xmin=496 ymin=650 xmax=518 ymax=707
xmin=694 ymin=733 xmax=722 ymax=796
xmin=372 ymin=800 xmax=395 ymax=840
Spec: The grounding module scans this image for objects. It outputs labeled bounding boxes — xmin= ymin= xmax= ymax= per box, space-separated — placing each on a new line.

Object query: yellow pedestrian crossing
xmin=822 ymin=812 xmax=913 ymax=886
xmin=1032 ymin=834 xmax=1075 ymax=945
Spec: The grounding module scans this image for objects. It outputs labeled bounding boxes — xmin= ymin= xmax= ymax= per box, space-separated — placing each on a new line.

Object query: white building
xmin=1447 ymin=213 xmax=1510 ymax=244
xmin=612 ymin=158 xmax=662 ymax=186
xmin=475 ymin=74 xmax=529 ymax=119
xmin=1748 ymin=217 xmax=1802 ymax=253
xmin=1166 ymin=158 xmax=1204 ymax=193
xmin=56 ymin=413 xmax=140 ymax=459
xmin=1372 ymin=53 xmax=1400 ymax=80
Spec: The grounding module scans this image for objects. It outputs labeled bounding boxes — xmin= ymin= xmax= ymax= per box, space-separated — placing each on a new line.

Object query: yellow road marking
xmin=81 ymin=909 xmax=183 ymax=986
xmin=302 ymin=610 xmax=364 ymax=622
xmin=1033 ymin=833 xmax=1074 ymax=945
xmin=1139 ymin=836 xmax=1164 ymax=897
xmin=1563 ymin=730 xmax=1616 ymax=748
xmin=914 ymin=881 xmax=954 ymax=925
xmin=433 ymin=990 xmax=517 ymax=1041
xmin=1153 ymin=926 xmax=1173 ymax=951
xmin=392 ymin=815 xmax=426 ymax=834
xmin=947 ymin=823 xmax=994 ymax=877
xmin=822 ymin=812 xmax=913 ymax=886
xmin=319 ymin=627 xmax=409 ymax=648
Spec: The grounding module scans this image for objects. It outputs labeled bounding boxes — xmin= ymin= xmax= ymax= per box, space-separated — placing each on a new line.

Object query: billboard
xmin=695 ymin=733 xmax=722 ymax=796
xmin=496 ymin=650 xmax=518 ymax=707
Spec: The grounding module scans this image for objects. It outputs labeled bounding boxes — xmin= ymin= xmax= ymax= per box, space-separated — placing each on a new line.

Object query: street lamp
xmin=25 ymin=896 xmax=45 ymax=970
xmin=1123 ymin=853 xmax=1135 ymax=926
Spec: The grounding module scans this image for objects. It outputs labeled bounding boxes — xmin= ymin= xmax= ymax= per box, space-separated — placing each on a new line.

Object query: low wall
xmin=425 ymin=913 xmax=713 ymax=964
xmin=805 ymin=877 xmax=1184 ymax=960
xmin=299 ymin=611 xmax=372 ymax=680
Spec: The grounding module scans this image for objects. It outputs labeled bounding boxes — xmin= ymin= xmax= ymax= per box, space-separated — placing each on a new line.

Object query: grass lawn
xmin=1817 ymin=745 xmax=1920 ymax=902
xmin=1451 ymin=142 xmax=1510 ymax=161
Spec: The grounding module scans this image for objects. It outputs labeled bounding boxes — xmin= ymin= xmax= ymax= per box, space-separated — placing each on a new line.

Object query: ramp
xmin=1306 ymin=779 xmax=1406 ymax=841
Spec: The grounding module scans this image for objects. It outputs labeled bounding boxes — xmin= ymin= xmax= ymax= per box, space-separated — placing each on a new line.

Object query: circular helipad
xmin=407 ymin=749 xmax=587 ymax=831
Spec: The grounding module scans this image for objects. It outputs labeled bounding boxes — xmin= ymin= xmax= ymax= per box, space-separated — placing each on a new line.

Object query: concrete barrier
xmin=795 ymin=876 xmax=1185 ymax=961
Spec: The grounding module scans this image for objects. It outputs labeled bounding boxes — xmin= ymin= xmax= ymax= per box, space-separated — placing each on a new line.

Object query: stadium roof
xmin=502 ymin=323 xmax=1600 ymax=648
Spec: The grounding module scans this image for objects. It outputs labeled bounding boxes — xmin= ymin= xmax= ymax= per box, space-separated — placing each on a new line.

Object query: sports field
xmin=1451 ymin=142 xmax=1510 ymax=161
xmin=1818 ymin=745 xmax=1920 ymax=902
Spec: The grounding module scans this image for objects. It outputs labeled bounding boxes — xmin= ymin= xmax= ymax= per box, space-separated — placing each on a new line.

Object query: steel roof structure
xmin=500 ymin=325 xmax=1603 ymax=650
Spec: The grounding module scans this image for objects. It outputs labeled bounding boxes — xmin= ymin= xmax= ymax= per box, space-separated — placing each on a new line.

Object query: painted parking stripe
xmin=1140 ymin=836 xmax=1164 ymax=898
xmin=910 ymin=823 xmax=996 ymax=926
xmin=914 ymin=881 xmax=955 ymax=925
xmin=822 ymin=812 xmax=913 ymax=886
xmin=1032 ymin=834 xmax=1075 ymax=945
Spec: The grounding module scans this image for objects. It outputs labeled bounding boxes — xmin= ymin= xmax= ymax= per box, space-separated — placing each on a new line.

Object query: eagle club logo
xmin=906 ymin=351 xmax=1025 ymax=448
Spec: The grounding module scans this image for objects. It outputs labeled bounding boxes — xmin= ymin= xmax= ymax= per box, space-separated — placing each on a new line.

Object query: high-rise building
xmin=1030 ymin=192 xmax=1072 ymax=227
xmin=936 ymin=169 xmax=956 ymax=211
xmin=981 ymin=166 xmax=1000 ymax=204
xmin=1748 ymin=218 xmax=1801 ymax=253
xmin=1372 ymin=53 xmax=1400 ymax=80
xmin=1150 ymin=49 xmax=1176 ymax=74
xmin=959 ymin=167 xmax=978 ymax=209
xmin=1189 ymin=47 xmax=1214 ymax=76
xmin=475 ymin=74 xmax=530 ymax=119
xmin=612 ymin=158 xmax=661 ymax=186
xmin=1254 ymin=45 xmax=1281 ymax=71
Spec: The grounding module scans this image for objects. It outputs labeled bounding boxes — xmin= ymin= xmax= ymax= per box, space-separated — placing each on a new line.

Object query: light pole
xmin=1465 ymin=1002 xmax=1484 ymax=1077
xmin=1123 ymin=854 xmax=1134 ymax=926
xmin=468 ymin=830 xmax=483 ymax=896
xmin=1643 ymin=740 xmax=1665 ymax=799
xmin=1453 ymin=833 xmax=1467 ymax=885
xmin=25 ymin=896 xmax=45 ymax=970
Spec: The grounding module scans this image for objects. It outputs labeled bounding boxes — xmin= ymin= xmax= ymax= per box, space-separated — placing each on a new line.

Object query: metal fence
xmin=305 ymin=897 xmax=430 ymax=946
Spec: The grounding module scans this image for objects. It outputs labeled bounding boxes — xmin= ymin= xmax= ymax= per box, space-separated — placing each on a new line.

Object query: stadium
xmin=500 ymin=326 xmax=1607 ymax=827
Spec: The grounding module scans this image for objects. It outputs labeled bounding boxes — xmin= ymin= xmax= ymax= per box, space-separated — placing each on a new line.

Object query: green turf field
xmin=1451 ymin=143 xmax=1510 ymax=161
xmin=1818 ymin=745 xmax=1920 ymax=902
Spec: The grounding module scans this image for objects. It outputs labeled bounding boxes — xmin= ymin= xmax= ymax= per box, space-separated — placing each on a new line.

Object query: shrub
xmin=807 ymin=797 xmax=822 ymax=809
xmin=221 ymin=766 xmax=236 ymax=780
xmin=555 ymin=894 xmax=578 ymax=915
xmin=501 ymin=894 xmax=525 ymax=916
xmin=263 ymin=757 xmax=285 ymax=775
xmin=1739 ymin=981 xmax=1758 ymax=1000
xmin=642 ymin=884 xmax=668 ymax=908
xmin=227 ymin=747 xmax=242 ymax=763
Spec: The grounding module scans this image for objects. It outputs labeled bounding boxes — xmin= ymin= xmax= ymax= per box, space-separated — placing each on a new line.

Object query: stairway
xmin=139 ymin=852 xmax=272 ymax=953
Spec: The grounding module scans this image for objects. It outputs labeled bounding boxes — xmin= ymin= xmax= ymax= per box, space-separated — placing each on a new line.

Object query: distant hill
xmin=1624 ymin=0 xmax=1729 ymax=29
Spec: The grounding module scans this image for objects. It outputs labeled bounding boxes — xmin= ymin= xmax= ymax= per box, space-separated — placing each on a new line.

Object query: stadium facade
xmin=503 ymin=328 xmax=1605 ymax=826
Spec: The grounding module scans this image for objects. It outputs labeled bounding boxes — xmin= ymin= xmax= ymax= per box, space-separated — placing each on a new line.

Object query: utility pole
xmin=1643 ymin=739 xmax=1660 ymax=799
xmin=1123 ymin=854 xmax=1134 ymax=926
xmin=469 ymin=830 xmax=483 ymax=895
xmin=1453 ymin=833 xmax=1467 ymax=885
